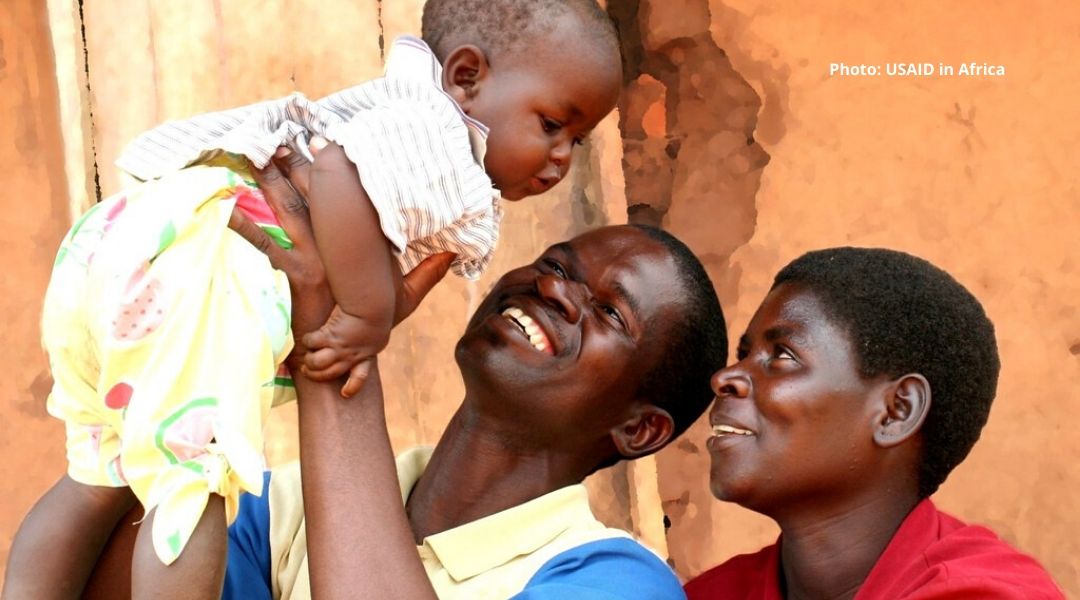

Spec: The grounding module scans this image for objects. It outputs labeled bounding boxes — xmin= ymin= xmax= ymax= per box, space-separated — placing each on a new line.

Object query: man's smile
xmin=501 ymin=305 xmax=555 ymax=355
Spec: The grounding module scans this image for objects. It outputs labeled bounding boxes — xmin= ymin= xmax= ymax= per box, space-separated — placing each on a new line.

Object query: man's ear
xmin=873 ymin=373 xmax=931 ymax=448
xmin=441 ymin=45 xmax=490 ymax=112
xmin=610 ymin=405 xmax=675 ymax=459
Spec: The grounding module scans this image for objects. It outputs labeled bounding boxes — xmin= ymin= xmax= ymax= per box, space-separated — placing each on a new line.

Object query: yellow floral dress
xmin=42 ymin=162 xmax=295 ymax=565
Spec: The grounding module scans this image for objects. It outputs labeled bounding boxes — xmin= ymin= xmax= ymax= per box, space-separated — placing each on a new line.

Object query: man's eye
xmin=735 ymin=348 xmax=749 ymax=361
xmin=541 ymin=117 xmax=563 ymax=133
xmin=601 ymin=304 xmax=624 ymax=327
xmin=543 ymin=258 xmax=568 ymax=278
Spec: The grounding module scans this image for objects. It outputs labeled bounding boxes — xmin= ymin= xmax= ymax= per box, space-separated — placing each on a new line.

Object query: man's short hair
xmin=421 ymin=0 xmax=619 ymax=63
xmin=632 ymin=225 xmax=728 ymax=444
xmin=773 ymin=247 xmax=1000 ymax=497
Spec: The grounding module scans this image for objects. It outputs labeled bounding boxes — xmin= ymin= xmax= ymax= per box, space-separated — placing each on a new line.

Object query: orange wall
xmin=1 ymin=0 xmax=1076 ymax=595
xmin=0 ymin=0 xmax=77 ymax=577
xmin=657 ymin=0 xmax=1079 ymax=592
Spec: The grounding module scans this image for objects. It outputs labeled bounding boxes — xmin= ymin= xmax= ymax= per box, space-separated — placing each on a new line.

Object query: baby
xmin=4 ymin=0 xmax=621 ymax=597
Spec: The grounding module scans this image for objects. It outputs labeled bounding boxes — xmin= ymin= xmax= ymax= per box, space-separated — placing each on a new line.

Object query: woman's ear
xmin=610 ymin=405 xmax=675 ymax=459
xmin=873 ymin=373 xmax=931 ymax=448
xmin=441 ymin=45 xmax=490 ymax=112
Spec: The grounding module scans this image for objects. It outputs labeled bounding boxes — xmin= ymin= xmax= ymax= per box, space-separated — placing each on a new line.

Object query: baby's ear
xmin=442 ymin=45 xmax=490 ymax=110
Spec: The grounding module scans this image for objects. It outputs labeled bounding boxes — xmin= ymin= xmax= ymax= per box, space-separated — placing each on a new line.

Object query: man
xmin=223 ymin=145 xmax=730 ymax=599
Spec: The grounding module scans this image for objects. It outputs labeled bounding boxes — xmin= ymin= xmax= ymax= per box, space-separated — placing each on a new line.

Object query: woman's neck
xmin=775 ymin=491 xmax=920 ymax=600
xmin=403 ymin=407 xmax=592 ymax=544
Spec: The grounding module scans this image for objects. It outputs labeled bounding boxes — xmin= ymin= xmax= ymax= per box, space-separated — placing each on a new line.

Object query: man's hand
xmin=227 ymin=145 xmax=455 ymax=380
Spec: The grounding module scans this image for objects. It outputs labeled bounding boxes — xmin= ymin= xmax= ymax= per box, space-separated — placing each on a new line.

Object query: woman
xmin=685 ymin=248 xmax=1064 ymax=599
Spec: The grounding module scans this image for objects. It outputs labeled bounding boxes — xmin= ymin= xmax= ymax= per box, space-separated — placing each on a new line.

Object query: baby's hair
xmin=773 ymin=247 xmax=1000 ymax=498
xmin=421 ymin=0 xmax=619 ymax=64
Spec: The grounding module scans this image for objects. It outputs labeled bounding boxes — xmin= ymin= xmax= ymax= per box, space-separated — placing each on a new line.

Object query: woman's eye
xmin=774 ymin=345 xmax=796 ymax=361
xmin=541 ymin=117 xmax=563 ymax=133
xmin=543 ymin=258 xmax=568 ymax=278
xmin=572 ymin=136 xmax=586 ymax=147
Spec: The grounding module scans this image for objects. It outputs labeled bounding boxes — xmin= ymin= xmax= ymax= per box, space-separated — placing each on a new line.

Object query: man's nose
xmin=536 ymin=273 xmax=584 ymax=323
xmin=711 ymin=368 xmax=751 ymax=399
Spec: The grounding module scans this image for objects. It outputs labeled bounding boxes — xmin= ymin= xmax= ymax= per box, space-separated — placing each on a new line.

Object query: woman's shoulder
xmin=683 ymin=542 xmax=780 ymax=600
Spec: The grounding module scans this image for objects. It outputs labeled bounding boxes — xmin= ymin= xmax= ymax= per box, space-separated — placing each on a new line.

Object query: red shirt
xmin=684 ymin=499 xmax=1064 ymax=599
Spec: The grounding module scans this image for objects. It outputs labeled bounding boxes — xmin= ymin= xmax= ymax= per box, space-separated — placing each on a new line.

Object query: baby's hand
xmin=301 ymin=306 xmax=391 ymax=398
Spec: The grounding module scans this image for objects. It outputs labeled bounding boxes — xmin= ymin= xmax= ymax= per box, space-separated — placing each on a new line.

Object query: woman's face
xmin=706 ymin=283 xmax=885 ymax=516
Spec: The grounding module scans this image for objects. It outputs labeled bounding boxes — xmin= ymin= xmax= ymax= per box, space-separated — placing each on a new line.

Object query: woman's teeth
xmin=712 ymin=424 xmax=755 ymax=436
xmin=501 ymin=306 xmax=550 ymax=353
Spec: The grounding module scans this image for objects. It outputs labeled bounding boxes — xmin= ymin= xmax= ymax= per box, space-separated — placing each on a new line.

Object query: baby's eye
xmin=540 ymin=117 xmax=563 ymax=134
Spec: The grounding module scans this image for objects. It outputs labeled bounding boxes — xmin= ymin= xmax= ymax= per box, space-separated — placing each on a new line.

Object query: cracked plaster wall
xmin=1 ymin=0 xmax=1077 ymax=594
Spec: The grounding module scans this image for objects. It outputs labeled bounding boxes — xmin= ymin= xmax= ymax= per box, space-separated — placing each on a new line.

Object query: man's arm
xmin=239 ymin=155 xmax=441 ymax=600
xmin=293 ymin=366 xmax=438 ymax=600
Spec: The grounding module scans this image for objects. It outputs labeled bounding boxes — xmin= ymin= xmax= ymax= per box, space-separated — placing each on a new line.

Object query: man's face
xmin=456 ymin=226 xmax=685 ymax=453
xmin=707 ymin=284 xmax=884 ymax=516
xmin=463 ymin=18 xmax=621 ymax=200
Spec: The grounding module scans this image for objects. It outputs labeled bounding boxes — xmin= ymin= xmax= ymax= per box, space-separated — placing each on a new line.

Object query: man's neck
xmin=774 ymin=491 xmax=921 ymax=600
xmin=403 ymin=408 xmax=592 ymax=544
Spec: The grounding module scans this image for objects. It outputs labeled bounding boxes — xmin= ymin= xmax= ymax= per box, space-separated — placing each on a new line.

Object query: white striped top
xmin=116 ymin=36 xmax=502 ymax=280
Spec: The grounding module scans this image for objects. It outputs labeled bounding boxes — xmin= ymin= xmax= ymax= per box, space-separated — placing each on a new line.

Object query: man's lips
xmin=500 ymin=305 xmax=555 ymax=355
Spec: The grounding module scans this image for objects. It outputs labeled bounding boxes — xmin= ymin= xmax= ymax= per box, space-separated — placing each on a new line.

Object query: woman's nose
xmin=711 ymin=368 xmax=751 ymax=399
xmin=536 ymin=273 xmax=583 ymax=323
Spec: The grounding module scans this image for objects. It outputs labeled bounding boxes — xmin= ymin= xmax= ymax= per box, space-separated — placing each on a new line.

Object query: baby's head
xmin=422 ymin=0 xmax=622 ymax=200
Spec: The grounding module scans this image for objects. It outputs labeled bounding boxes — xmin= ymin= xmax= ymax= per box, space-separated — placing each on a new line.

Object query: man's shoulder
xmin=518 ymin=536 xmax=685 ymax=599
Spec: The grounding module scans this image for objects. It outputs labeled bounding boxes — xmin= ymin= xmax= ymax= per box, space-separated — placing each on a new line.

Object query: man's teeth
xmin=712 ymin=424 xmax=754 ymax=436
xmin=501 ymin=307 xmax=550 ymax=353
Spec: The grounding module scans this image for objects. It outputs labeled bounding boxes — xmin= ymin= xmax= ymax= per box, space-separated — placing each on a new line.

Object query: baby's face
xmin=463 ymin=31 xmax=621 ymax=200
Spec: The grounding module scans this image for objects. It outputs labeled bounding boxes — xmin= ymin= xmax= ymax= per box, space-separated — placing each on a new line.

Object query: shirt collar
xmin=854 ymin=498 xmax=937 ymax=598
xmin=385 ymin=35 xmax=490 ymax=163
xmin=394 ymin=448 xmax=599 ymax=582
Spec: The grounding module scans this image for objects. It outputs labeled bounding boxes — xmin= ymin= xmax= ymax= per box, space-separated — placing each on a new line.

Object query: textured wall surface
xmin=0 ymin=0 xmax=78 ymax=579
xmin=651 ymin=0 xmax=1079 ymax=592
xmin=1 ymin=0 xmax=1076 ymax=595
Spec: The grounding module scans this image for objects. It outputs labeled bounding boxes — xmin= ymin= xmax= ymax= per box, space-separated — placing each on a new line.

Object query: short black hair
xmin=773 ymin=247 xmax=1000 ymax=497
xmin=421 ymin=0 xmax=619 ymax=64
xmin=632 ymin=225 xmax=728 ymax=443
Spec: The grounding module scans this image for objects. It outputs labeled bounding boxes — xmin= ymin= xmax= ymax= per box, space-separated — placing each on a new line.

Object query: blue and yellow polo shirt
xmin=224 ymin=447 xmax=685 ymax=599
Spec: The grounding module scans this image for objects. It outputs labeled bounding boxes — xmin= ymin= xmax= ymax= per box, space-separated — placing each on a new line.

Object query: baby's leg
xmin=83 ymin=501 xmax=143 ymax=600
xmin=3 ymin=476 xmax=135 ymax=599
xmin=130 ymin=495 xmax=227 ymax=600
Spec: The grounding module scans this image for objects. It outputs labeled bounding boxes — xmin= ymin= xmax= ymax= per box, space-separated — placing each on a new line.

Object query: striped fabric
xmin=116 ymin=36 xmax=502 ymax=279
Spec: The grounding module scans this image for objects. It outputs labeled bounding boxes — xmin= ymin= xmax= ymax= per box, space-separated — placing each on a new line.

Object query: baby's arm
xmin=304 ymin=141 xmax=400 ymax=397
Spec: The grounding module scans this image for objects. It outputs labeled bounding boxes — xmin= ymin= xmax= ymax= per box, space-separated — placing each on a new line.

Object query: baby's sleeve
xmin=323 ymin=96 xmax=499 ymax=277
xmin=116 ymin=93 xmax=338 ymax=181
